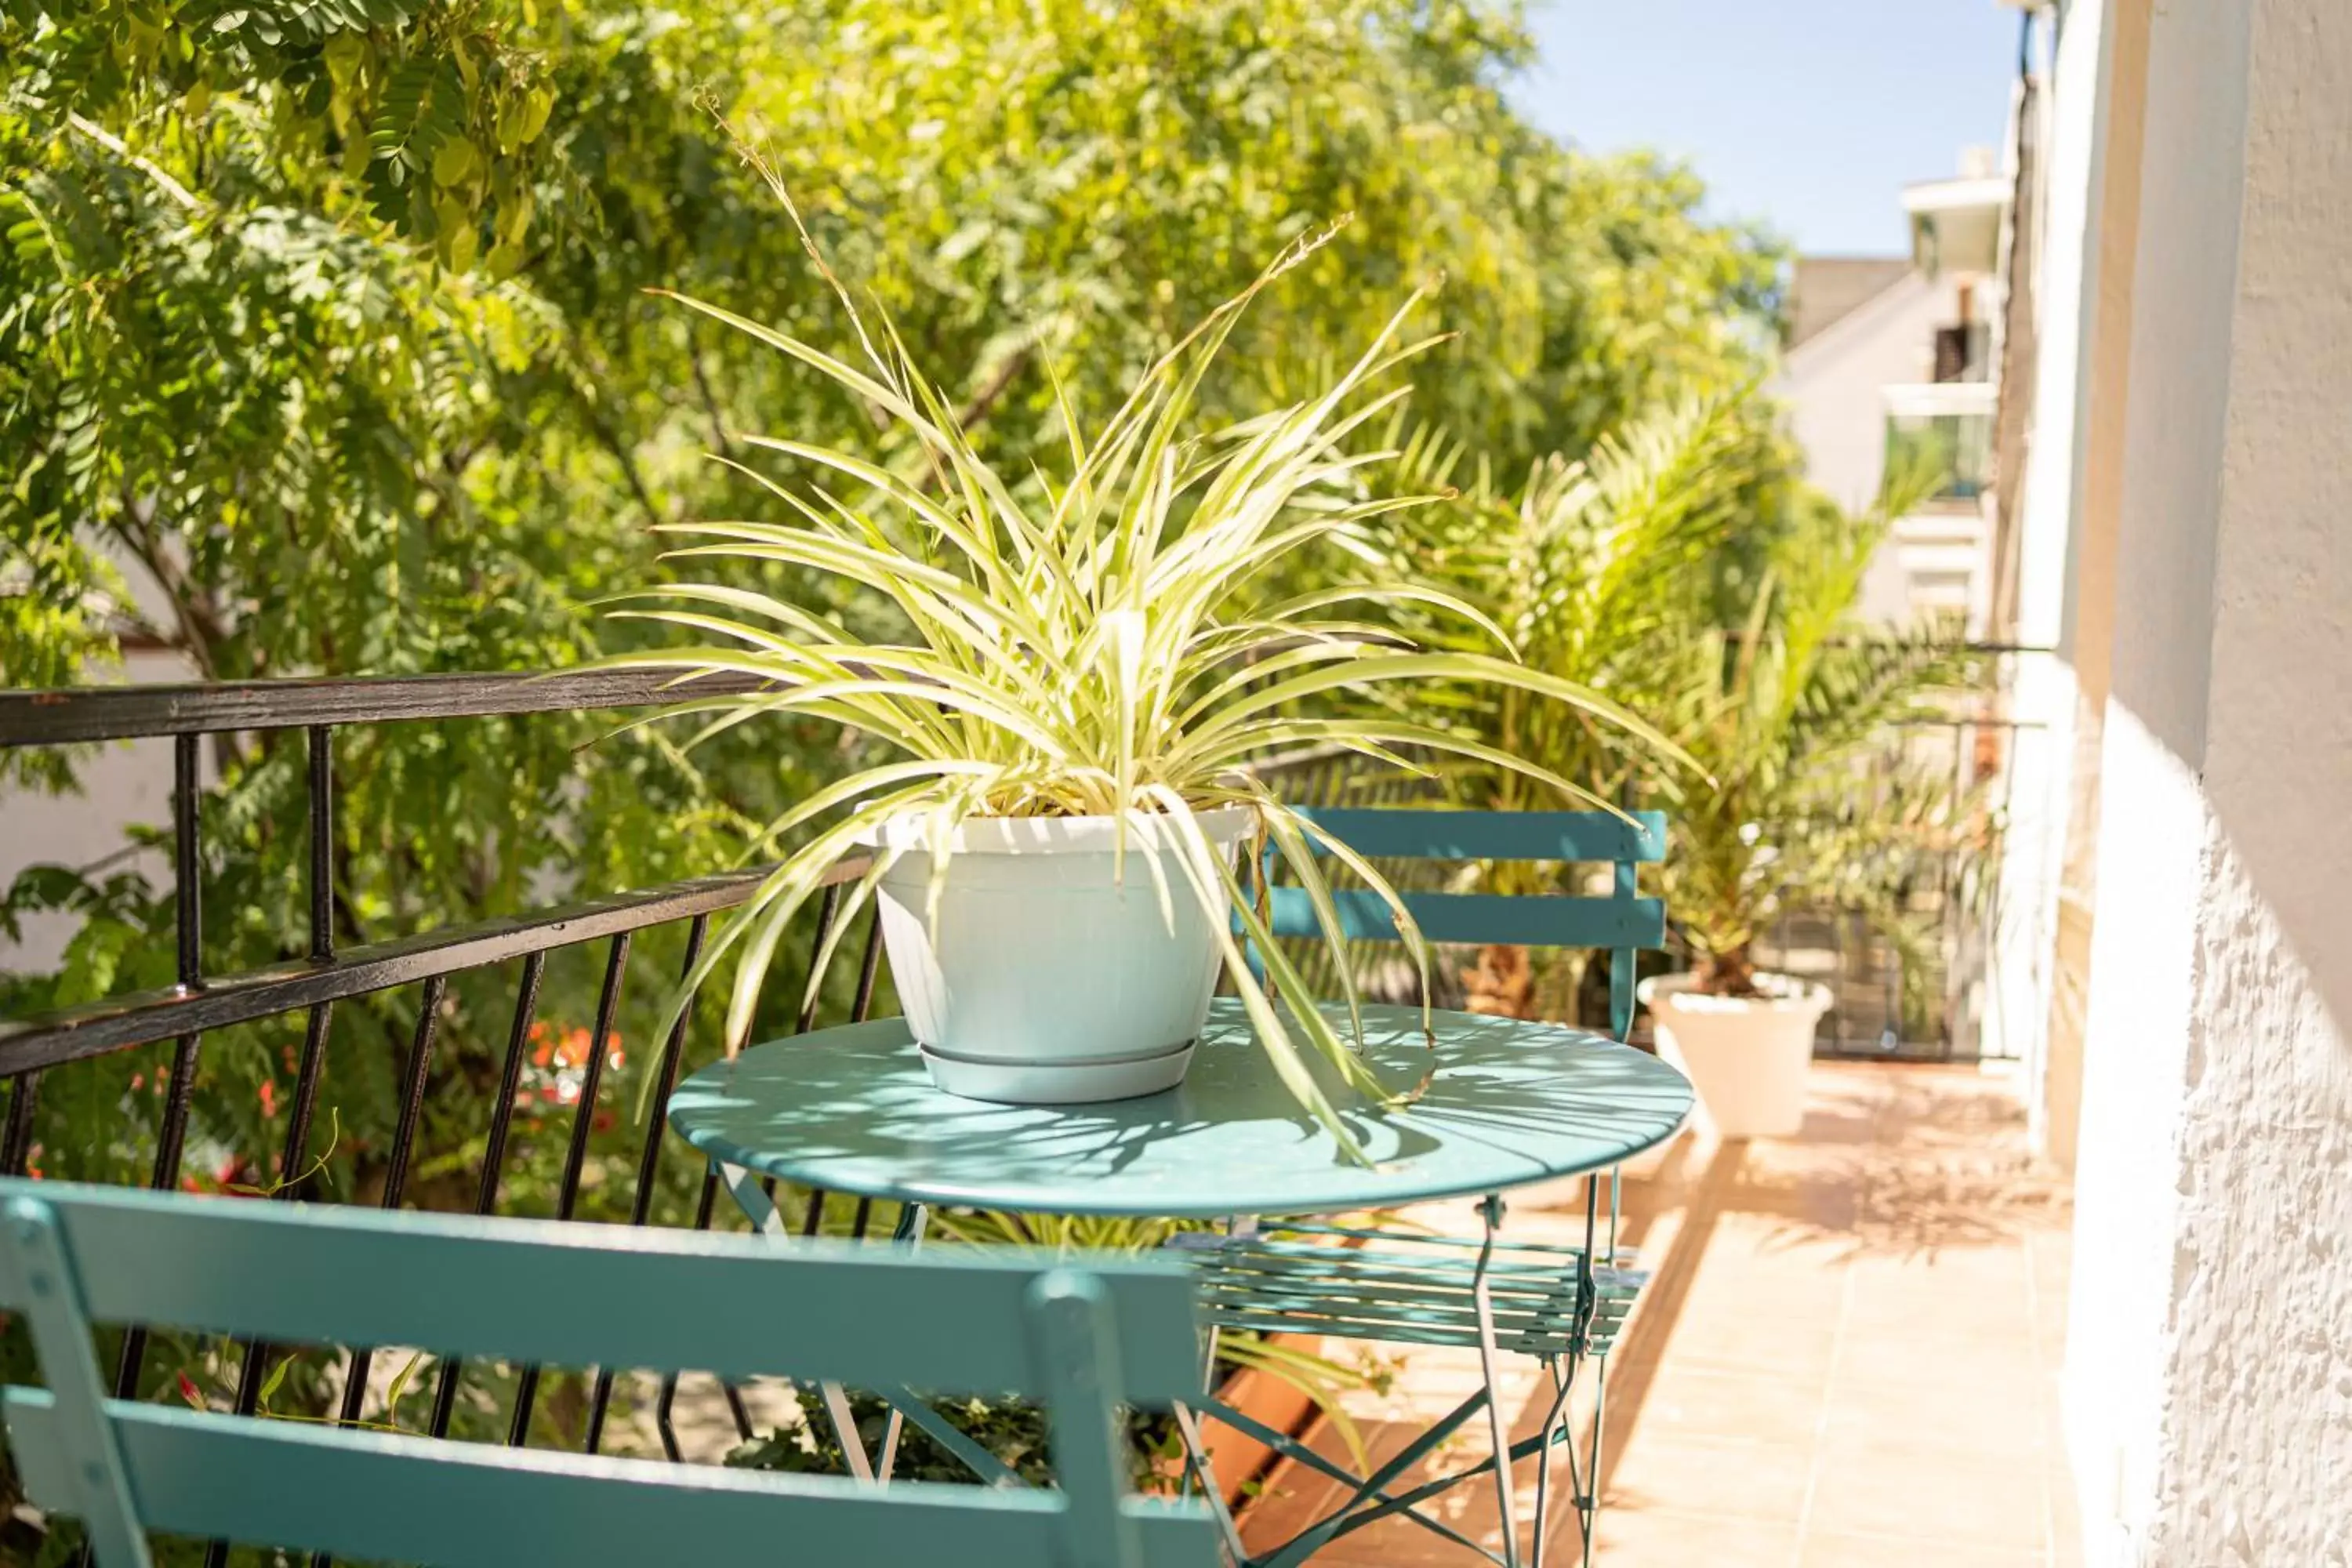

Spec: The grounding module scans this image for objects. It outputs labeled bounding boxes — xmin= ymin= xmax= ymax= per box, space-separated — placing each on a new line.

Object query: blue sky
xmin=1511 ymin=0 xmax=2023 ymax=256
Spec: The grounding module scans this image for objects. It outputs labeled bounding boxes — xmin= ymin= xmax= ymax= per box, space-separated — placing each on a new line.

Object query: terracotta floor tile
xmin=1661 ymin=1316 xmax=1843 ymax=1379
xmin=1680 ymin=1269 xmax=1855 ymax=1321
xmin=1798 ymin=1530 xmax=2047 ymax=1567
xmin=1804 ymin=1440 xmax=2051 ymax=1550
xmin=1606 ymin=1432 xmax=1815 ymax=1523
xmin=1817 ymin=1375 xmax=2054 ymax=1457
xmin=1841 ymin=1283 xmax=2038 ymax=1338
xmin=1621 ymin=1363 xmax=1830 ymax=1447
xmin=1264 ymin=1062 xmax=2082 ymax=1566
xmin=1832 ymin=1329 xmax=2053 ymax=1393
xmin=1592 ymin=1508 xmax=1802 ymax=1568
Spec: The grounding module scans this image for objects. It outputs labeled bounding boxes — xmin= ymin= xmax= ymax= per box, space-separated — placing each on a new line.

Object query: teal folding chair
xmin=1179 ymin=807 xmax=1669 ymax=1568
xmin=0 ymin=1179 xmax=1221 ymax=1568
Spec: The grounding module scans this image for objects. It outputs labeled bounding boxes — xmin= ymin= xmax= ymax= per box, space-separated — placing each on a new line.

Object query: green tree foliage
xmin=0 ymin=0 xmax=1790 ymax=1490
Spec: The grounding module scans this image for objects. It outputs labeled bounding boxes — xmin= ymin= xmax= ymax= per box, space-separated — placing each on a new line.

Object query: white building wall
xmin=1780 ymin=272 xmax=1943 ymax=515
xmin=2064 ymin=0 xmax=2352 ymax=1560
xmin=1780 ymin=269 xmax=1999 ymax=630
xmin=1991 ymin=1 xmax=2108 ymax=1125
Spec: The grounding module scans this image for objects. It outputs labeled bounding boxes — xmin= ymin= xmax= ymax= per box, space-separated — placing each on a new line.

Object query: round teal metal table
xmin=667 ymin=999 xmax=1693 ymax=1219
xmin=668 ymin=1000 xmax=1692 ymax=1568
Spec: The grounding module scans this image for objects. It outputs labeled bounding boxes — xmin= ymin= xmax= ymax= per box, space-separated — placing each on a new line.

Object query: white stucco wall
xmin=1992 ymin=0 xmax=2110 ymax=1130
xmin=2063 ymin=0 xmax=2352 ymax=1560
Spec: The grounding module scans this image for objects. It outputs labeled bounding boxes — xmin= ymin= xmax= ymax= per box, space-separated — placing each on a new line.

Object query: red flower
xmin=259 ymin=1080 xmax=279 ymax=1118
xmin=176 ymin=1372 xmax=206 ymax=1410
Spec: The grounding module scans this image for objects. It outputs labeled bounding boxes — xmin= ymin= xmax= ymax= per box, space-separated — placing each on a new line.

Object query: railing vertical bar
xmin=152 ymin=731 xmax=209 ymax=1197
xmin=94 ymin=732 xmax=209 ymax=1540
xmin=793 ymin=883 xmax=843 ymax=1035
xmin=553 ymin=934 xmax=630 ymax=1221
xmin=174 ymin=733 xmax=201 ymax=982
xmin=305 ymin=988 xmax=434 ymax=1540
xmin=583 ymin=916 xmax=708 ymax=1454
xmin=772 ymin=889 xmax=845 ymax=1236
xmin=426 ymin=952 xmax=546 ymax=1440
xmin=307 ymin=974 xmax=445 ymax=1568
xmin=0 ymin=1071 xmax=38 ymax=1176
xmin=205 ymin=1000 xmax=338 ymax=1568
xmin=274 ymin=1004 xmax=337 ymax=1196
xmin=849 ymin=908 xmax=883 ymax=1022
xmin=216 ymin=1000 xmax=339 ymax=1422
xmin=307 ymin=725 xmax=334 ymax=960
xmin=508 ymin=933 xmax=630 ymax=1448
xmin=654 ymin=1163 xmax=756 ymax=1460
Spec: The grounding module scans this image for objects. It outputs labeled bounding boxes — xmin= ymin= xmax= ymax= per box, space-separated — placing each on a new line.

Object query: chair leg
xmin=1171 ymin=1401 xmax=1254 ymax=1566
xmin=1530 ymin=1355 xmax=1570 ymax=1568
xmin=1579 ymin=1354 xmax=1610 ymax=1568
xmin=1566 ymin=1167 xmax=1615 ymax=1566
xmin=1472 ymin=1192 xmax=1523 ymax=1568
xmin=717 ymin=1160 xmax=927 ymax=1484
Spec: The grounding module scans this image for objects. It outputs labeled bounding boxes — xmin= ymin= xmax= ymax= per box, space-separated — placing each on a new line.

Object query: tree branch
xmin=956 ymin=347 xmax=1032 ymax=434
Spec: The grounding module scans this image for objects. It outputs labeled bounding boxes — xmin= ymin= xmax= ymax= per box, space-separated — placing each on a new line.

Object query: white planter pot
xmin=1639 ymin=971 xmax=1831 ymax=1140
xmin=865 ymin=808 xmax=1254 ymax=1105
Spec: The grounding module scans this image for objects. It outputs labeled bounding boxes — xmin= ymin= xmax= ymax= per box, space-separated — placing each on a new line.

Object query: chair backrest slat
xmin=4 ymin=1181 xmax=1200 ymax=1402
xmin=1264 ymin=887 xmax=1666 ymax=950
xmin=1264 ymin=806 xmax=1671 ymax=1042
xmin=0 ymin=1182 xmax=1218 ymax=1568
xmin=1298 ymin=807 xmax=1667 ymax=865
xmin=2 ymin=1393 xmax=1214 ymax=1568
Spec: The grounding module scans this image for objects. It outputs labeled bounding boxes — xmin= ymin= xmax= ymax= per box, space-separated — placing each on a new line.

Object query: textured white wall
xmin=2064 ymin=0 xmax=2352 ymax=1559
xmin=1989 ymin=0 xmax=2105 ymax=1089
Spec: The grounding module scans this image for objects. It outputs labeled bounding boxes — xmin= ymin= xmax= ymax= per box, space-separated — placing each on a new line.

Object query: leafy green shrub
xmin=724 ymin=1388 xmax=1180 ymax=1493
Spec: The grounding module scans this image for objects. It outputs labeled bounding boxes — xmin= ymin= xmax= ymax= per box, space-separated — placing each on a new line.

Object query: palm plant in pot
xmin=1362 ymin=393 xmax=1784 ymax=1021
xmin=609 ymin=211 xmax=1682 ymax=1156
xmin=1642 ymin=480 xmax=1987 ymax=1138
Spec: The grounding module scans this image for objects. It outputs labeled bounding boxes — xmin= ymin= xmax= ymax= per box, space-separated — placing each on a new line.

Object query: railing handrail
xmin=0 ymin=668 xmax=771 ymax=747
xmin=0 ymin=865 xmax=887 ymax=1076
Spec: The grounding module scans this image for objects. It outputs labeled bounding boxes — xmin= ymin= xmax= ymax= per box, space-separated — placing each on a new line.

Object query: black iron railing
xmin=0 ymin=670 xmax=898 ymax=1568
xmin=0 ymin=666 xmax=2023 ymax=1557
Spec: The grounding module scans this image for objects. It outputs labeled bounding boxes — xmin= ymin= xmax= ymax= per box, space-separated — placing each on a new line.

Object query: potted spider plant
xmin=610 ymin=213 xmax=1682 ymax=1154
xmin=1642 ymin=483 xmax=1986 ymax=1138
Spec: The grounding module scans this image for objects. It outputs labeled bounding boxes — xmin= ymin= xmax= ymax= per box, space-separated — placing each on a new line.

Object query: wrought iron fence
xmin=0 ymin=670 xmax=902 ymax=1568
xmin=0 ymin=662 xmax=2030 ymax=1559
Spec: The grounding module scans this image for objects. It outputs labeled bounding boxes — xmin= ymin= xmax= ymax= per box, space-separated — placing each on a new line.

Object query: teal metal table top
xmin=668 ymin=1001 xmax=1693 ymax=1219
